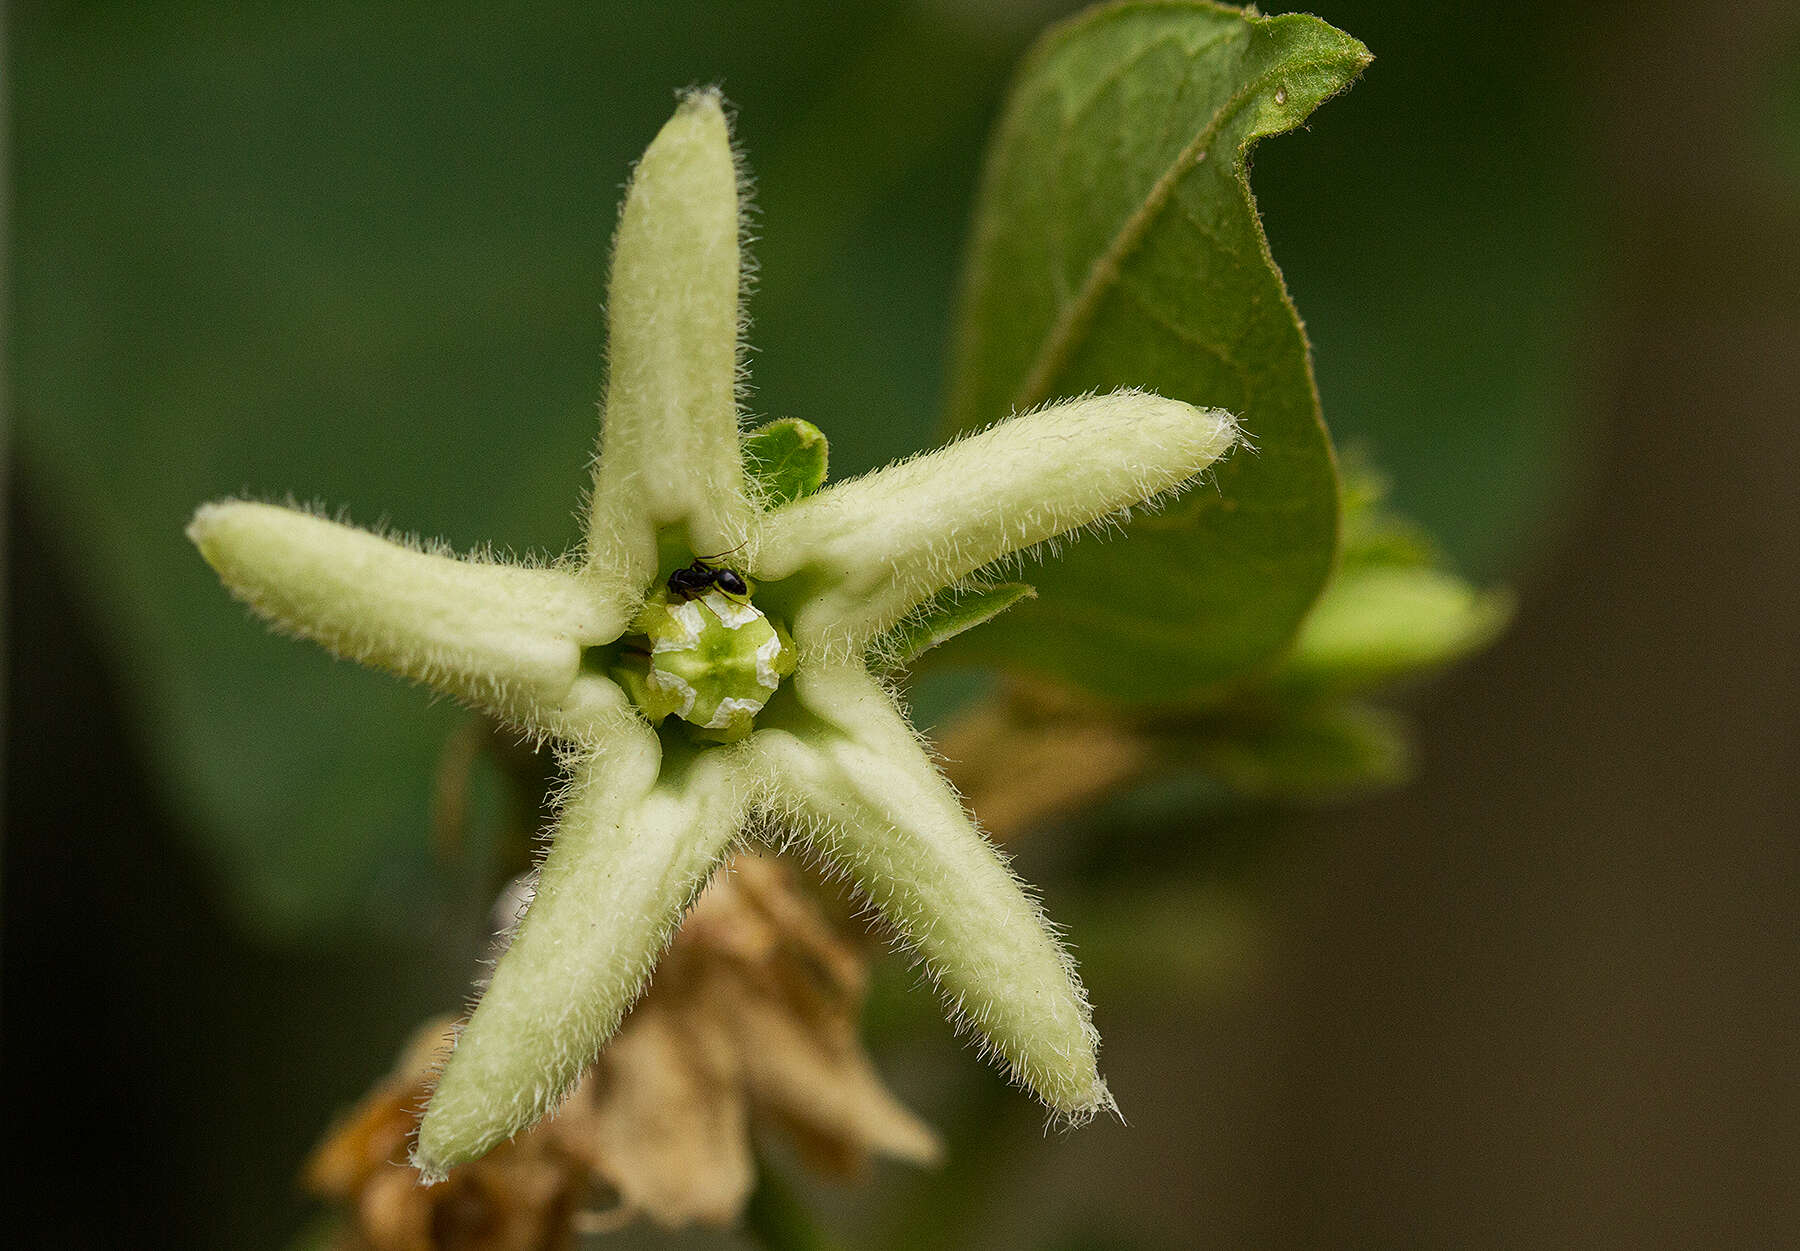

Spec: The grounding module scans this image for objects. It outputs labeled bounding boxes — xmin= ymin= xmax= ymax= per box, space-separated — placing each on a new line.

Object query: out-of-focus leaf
xmin=933 ymin=1 xmax=1369 ymax=703
xmin=1248 ymin=1 xmax=1592 ymax=577
xmin=743 ymin=417 xmax=830 ymax=507
xmin=883 ymin=582 xmax=1037 ymax=666
xmin=10 ymin=1 xmax=1013 ymax=940
xmin=1059 ymin=881 xmax=1266 ymax=997
xmin=283 ymin=1214 xmax=343 ymax=1251
xmin=1148 ymin=464 xmax=1506 ymax=801
xmin=1279 ymin=460 xmax=1513 ymax=696
xmin=1334 ymin=451 xmax=1439 ymax=570
xmin=1280 ymin=565 xmax=1513 ymax=697
xmin=1170 ymin=700 xmax=1411 ymax=801
xmin=1766 ymin=37 xmax=1800 ymax=190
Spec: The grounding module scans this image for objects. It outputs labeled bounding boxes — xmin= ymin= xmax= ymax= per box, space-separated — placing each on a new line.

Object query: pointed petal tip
xmin=408 ymin=1118 xmax=468 ymax=1188
xmin=1047 ymin=1071 xmax=1118 ymax=1128
xmin=1020 ymin=1037 xmax=1112 ymax=1127
xmin=655 ymin=84 xmax=731 ymax=154
xmin=1101 ymin=388 xmax=1239 ymax=471
xmin=675 ymin=83 xmax=727 ymax=118
xmin=187 ymin=496 xmax=308 ymax=557
xmin=408 ymin=1150 xmax=451 ymax=1189
xmin=186 ymin=498 xmax=224 ymax=534
xmin=185 ymin=498 xmax=250 ymax=566
xmin=185 ymin=501 xmax=222 ymax=561
xmin=409 ymin=1057 xmax=556 ymax=1188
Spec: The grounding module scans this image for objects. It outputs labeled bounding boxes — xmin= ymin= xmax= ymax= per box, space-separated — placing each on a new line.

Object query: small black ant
xmin=666 ymin=543 xmax=750 ymax=600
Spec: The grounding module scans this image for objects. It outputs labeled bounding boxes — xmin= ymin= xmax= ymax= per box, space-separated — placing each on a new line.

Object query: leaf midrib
xmin=1009 ymin=53 xmax=1337 ymax=413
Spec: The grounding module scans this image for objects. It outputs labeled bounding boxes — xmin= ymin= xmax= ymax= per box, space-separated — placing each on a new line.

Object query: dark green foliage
xmin=935 ymin=2 xmax=1369 ymax=701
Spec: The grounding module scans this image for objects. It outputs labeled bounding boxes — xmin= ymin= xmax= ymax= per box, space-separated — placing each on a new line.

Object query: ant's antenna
xmin=693 ymin=539 xmax=749 ymax=564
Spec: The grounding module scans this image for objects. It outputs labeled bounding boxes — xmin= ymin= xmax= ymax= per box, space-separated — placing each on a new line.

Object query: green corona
xmin=613 ymin=585 xmax=796 ymax=742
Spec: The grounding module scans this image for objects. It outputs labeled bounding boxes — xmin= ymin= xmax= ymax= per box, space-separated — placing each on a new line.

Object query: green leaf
xmin=11 ymin=4 xmax=999 ymax=940
xmin=744 ymin=417 xmax=830 ymax=507
xmin=1335 ymin=450 xmax=1441 ymax=572
xmin=1171 ymin=700 xmax=1412 ymax=801
xmin=1252 ymin=4 xmax=1595 ymax=582
xmin=284 ymin=1214 xmax=346 ymax=1251
xmin=1279 ymin=564 xmax=1513 ymax=697
xmin=1277 ymin=454 xmax=1513 ymax=696
xmin=885 ymin=581 xmax=1037 ymax=666
xmin=935 ymin=1 xmax=1369 ymax=703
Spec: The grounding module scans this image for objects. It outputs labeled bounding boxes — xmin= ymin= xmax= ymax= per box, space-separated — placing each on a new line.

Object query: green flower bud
xmin=616 ymin=586 xmax=795 ymax=742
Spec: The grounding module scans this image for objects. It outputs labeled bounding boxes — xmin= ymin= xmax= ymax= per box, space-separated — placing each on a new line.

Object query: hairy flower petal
xmin=753 ymin=663 xmax=1109 ymax=1120
xmin=191 ymin=95 xmax=1228 ymax=1188
xmin=188 ymin=500 xmax=631 ymax=725
xmin=414 ymin=727 xmax=754 ymax=1182
xmin=588 ymin=88 xmax=751 ymax=585
xmin=754 ymin=390 xmax=1236 ymax=657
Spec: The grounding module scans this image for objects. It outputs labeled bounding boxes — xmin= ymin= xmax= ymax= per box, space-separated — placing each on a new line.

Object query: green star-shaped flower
xmin=189 ymin=90 xmax=1237 ymax=1182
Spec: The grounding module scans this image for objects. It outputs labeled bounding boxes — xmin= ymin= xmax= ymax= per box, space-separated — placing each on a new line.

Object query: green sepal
xmin=884 ymin=582 xmax=1037 ymax=667
xmin=743 ymin=417 xmax=829 ymax=508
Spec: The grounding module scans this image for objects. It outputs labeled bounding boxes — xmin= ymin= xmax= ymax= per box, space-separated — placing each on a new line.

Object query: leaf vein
xmin=1011 ymin=54 xmax=1356 ymax=412
xmin=1115 ymin=278 xmax=1253 ymax=399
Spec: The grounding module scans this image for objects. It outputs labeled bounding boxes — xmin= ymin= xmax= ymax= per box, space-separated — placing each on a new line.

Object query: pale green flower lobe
xmin=188 ymin=90 xmax=1239 ymax=1183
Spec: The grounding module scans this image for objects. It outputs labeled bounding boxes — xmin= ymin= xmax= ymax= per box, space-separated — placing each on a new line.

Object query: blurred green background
xmin=7 ymin=1 xmax=1797 ymax=1247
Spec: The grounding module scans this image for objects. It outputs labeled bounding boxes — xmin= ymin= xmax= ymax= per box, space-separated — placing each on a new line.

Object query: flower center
xmin=612 ymin=582 xmax=795 ymax=743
